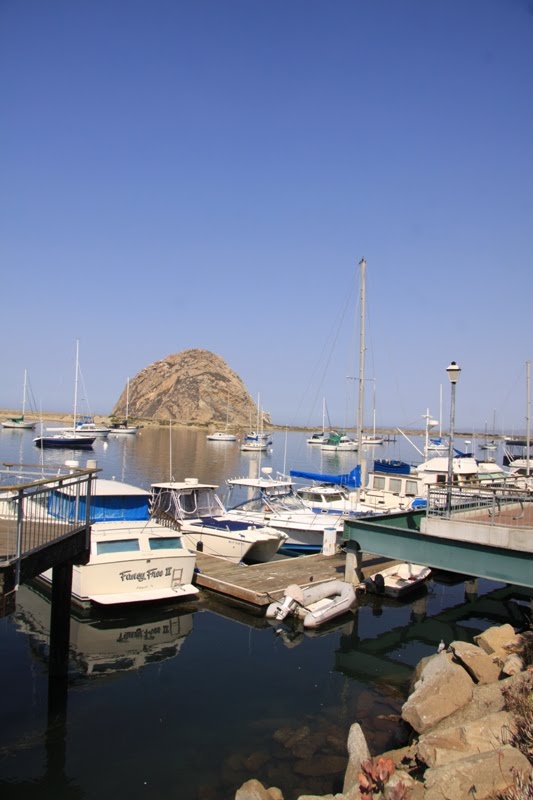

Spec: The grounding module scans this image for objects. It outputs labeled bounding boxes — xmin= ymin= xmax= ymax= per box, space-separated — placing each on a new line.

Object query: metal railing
xmin=0 ymin=463 xmax=97 ymax=577
xmin=426 ymin=481 xmax=533 ymax=528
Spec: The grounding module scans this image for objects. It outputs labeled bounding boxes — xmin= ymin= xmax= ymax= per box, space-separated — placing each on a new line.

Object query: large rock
xmin=473 ymin=624 xmax=516 ymax=655
xmin=449 ymin=640 xmax=502 ymax=684
xmin=401 ymin=653 xmax=474 ymax=734
xmin=112 ymin=348 xmax=263 ymax=426
xmin=417 ymin=710 xmax=516 ymax=767
xmin=423 ymin=745 xmax=531 ymax=800
xmin=235 ymin=779 xmax=282 ymax=800
xmin=342 ymin=723 xmax=371 ymax=793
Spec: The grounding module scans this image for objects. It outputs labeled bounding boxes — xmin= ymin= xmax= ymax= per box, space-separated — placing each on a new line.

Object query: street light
xmin=446 ymin=361 xmax=461 ymax=515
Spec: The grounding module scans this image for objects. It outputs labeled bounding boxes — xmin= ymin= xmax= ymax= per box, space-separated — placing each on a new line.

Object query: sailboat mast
xmin=73 ymin=340 xmax=80 ymax=428
xmin=22 ymin=369 xmax=28 ymax=416
xmin=526 ymin=360 xmax=531 ymax=477
xmin=356 ymin=258 xmax=366 ymax=458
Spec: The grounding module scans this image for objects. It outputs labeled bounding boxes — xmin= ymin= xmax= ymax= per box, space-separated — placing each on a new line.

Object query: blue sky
xmin=1 ymin=0 xmax=532 ymax=433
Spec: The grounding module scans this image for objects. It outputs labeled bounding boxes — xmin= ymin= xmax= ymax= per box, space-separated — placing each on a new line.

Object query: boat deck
xmin=193 ymin=551 xmax=394 ymax=609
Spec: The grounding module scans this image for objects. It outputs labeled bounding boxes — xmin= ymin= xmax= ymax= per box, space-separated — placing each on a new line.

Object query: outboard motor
xmin=274 ymin=593 xmax=299 ymax=621
xmin=274 ymin=584 xmax=305 ymax=621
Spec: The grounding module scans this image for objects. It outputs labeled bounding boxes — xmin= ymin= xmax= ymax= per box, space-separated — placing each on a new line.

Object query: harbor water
xmin=0 ymin=426 xmax=528 ymax=800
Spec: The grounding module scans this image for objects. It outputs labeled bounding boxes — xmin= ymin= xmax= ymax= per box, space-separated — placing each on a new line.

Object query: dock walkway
xmin=194 ymin=551 xmax=392 ymax=609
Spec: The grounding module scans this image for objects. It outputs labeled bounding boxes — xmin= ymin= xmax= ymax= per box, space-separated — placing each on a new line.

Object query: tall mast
xmin=22 ymin=369 xmax=28 ymax=416
xmin=526 ymin=360 xmax=531 ymax=477
xmin=73 ymin=339 xmax=80 ymax=428
xmin=356 ymin=258 xmax=366 ymax=464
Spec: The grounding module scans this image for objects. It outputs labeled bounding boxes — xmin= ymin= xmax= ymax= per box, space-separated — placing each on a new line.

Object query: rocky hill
xmin=112 ymin=349 xmax=267 ymax=427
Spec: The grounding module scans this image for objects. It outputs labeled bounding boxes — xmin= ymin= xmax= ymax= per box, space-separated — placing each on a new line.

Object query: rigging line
xmin=290 ymin=271 xmax=360 ymax=456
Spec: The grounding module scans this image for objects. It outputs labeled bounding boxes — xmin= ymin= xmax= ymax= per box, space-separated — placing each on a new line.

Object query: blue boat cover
xmin=289 ymin=465 xmax=361 ymax=488
xmin=373 ymin=459 xmax=411 ymax=475
xmin=453 ymin=448 xmax=475 ymax=458
xmin=47 ymin=492 xmax=150 ymax=522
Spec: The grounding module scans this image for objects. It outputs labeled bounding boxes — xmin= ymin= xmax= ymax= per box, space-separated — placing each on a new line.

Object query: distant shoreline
xmin=0 ymin=410 xmax=511 ymax=440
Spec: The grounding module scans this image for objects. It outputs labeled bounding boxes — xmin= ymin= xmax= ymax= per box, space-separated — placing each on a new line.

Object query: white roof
xmin=90 ymin=521 xmax=174 ymax=536
xmin=58 ymin=478 xmax=149 ymax=497
xmin=226 ymin=476 xmax=293 ymax=489
xmin=151 ymin=480 xmax=218 ymax=490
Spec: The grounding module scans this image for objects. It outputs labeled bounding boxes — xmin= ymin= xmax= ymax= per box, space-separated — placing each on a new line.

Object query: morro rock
xmin=112 ymin=349 xmax=265 ymax=427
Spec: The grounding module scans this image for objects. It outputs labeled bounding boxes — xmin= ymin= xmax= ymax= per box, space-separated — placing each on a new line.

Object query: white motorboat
xmin=266 ymin=580 xmax=356 ymax=628
xmin=306 ymin=432 xmax=326 ymax=445
xmin=47 ymin=418 xmax=111 ymax=438
xmin=224 ymin=469 xmax=345 ymax=554
xmin=361 ymin=563 xmax=431 ymax=599
xmin=149 ymin=478 xmax=287 ymax=563
xmin=207 ymin=431 xmax=238 ymax=442
xmin=40 ymin=520 xmax=199 ymax=607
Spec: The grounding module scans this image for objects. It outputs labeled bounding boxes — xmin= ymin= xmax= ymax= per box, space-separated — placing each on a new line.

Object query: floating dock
xmin=193 ymin=551 xmax=395 ymax=610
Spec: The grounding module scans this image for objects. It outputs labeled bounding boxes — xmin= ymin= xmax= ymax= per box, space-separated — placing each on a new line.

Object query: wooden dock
xmin=193 ymin=551 xmax=395 ymax=609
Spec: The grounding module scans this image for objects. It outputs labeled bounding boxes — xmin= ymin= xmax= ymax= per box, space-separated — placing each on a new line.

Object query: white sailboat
xmin=2 ymin=369 xmax=36 ymax=429
xmin=362 ymin=380 xmax=383 ymax=446
xmin=207 ymin=390 xmax=237 ymax=442
xmin=111 ymin=378 xmax=138 ymax=435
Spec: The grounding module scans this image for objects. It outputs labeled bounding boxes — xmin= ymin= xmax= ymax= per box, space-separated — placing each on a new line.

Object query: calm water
xmin=0 ymin=426 xmax=526 ymax=800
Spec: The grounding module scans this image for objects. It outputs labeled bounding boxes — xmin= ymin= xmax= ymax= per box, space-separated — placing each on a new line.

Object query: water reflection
xmin=14 ymin=584 xmax=196 ymax=678
xmin=0 ymin=428 xmax=530 ymax=800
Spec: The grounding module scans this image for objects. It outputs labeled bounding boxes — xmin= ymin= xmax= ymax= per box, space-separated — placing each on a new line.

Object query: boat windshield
xmin=149 ymin=536 xmax=183 ymax=550
xmin=96 ymin=539 xmax=141 ymax=555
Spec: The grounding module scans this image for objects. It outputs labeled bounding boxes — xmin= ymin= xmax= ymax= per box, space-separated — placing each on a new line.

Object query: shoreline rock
xmin=235 ymin=624 xmax=532 ymax=800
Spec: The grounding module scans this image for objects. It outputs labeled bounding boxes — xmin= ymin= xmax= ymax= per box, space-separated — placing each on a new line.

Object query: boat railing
xmin=0 ymin=462 xmax=98 ymax=576
xmin=426 ymin=481 xmax=533 ymax=528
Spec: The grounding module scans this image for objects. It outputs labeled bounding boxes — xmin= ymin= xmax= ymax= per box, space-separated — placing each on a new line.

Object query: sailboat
xmin=34 ymin=341 xmax=97 ymax=449
xmin=110 ymin=378 xmax=139 ymax=435
xmin=307 ymin=398 xmax=329 ymax=444
xmin=362 ymin=380 xmax=383 ymax=446
xmin=425 ymin=386 xmax=448 ymax=452
xmin=206 ymin=390 xmax=237 ymax=442
xmin=241 ymin=393 xmax=271 ymax=450
xmin=2 ymin=369 xmax=36 ymax=429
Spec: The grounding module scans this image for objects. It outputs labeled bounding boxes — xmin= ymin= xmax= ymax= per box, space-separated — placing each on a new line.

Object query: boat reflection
xmin=14 ymin=583 xmax=195 ymax=677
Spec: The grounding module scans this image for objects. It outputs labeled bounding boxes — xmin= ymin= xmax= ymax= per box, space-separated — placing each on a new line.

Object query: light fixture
xmin=446 ymin=361 xmax=461 ymax=384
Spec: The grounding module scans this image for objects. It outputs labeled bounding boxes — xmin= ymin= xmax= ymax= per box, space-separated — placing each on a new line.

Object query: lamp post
xmin=446 ymin=361 xmax=461 ymax=515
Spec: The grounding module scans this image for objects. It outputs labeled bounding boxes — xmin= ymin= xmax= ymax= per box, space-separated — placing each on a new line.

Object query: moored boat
xmin=361 ymin=563 xmax=431 ymax=599
xmin=149 ymin=478 xmax=287 ymax=563
xmin=39 ymin=520 xmax=199 ymax=607
xmin=34 ymin=432 xmax=96 ymax=449
xmin=266 ymin=580 xmax=356 ymax=628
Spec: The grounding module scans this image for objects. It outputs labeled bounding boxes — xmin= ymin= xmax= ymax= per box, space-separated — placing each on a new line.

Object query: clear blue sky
xmin=1 ymin=0 xmax=532 ymax=433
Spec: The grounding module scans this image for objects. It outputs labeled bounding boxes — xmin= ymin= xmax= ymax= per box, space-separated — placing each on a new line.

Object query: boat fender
xmin=373 ymin=573 xmax=385 ymax=595
xmin=364 ymin=577 xmax=376 ymax=593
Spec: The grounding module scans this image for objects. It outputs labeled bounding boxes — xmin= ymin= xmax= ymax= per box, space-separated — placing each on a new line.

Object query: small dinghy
xmin=362 ymin=563 xmax=431 ymax=600
xmin=265 ymin=579 xmax=356 ymax=629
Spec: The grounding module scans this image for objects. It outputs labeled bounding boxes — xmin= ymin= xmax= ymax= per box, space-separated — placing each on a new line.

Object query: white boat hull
xmin=266 ymin=580 xmax=356 ymax=628
xmin=178 ymin=519 xmax=284 ymax=563
xmin=362 ymin=563 xmax=431 ymax=599
xmin=41 ymin=521 xmax=198 ymax=607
